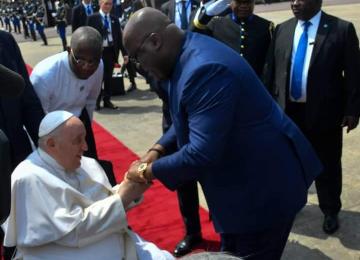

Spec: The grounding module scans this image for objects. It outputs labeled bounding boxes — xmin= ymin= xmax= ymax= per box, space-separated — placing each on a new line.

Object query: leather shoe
xmin=127 ymin=83 xmax=137 ymax=93
xmin=173 ymin=234 xmax=202 ymax=257
xmin=323 ymin=214 xmax=339 ymax=234
xmin=103 ymin=100 xmax=118 ymax=109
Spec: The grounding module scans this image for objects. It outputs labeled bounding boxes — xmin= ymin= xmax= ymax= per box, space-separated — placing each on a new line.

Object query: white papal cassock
xmin=2 ymin=148 xmax=174 ymax=260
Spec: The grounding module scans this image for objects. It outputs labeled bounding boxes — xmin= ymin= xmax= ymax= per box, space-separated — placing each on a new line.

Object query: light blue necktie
xmin=291 ymin=21 xmax=311 ymax=100
xmin=86 ymin=5 xmax=92 ymax=16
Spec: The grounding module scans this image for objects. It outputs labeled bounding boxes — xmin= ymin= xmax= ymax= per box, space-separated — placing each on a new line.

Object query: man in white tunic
xmin=30 ymin=26 xmax=103 ymax=160
xmin=2 ymin=111 xmax=174 ymax=260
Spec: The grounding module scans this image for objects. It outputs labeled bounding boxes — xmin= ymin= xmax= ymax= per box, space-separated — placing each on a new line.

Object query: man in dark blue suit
xmin=123 ymin=8 xmax=322 ymax=259
xmin=0 ymin=30 xmax=44 ymax=260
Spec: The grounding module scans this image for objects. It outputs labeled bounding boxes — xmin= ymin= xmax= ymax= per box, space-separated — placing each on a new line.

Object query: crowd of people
xmin=0 ymin=0 xmax=359 ymax=259
xmin=0 ymin=1 xmax=49 ymax=44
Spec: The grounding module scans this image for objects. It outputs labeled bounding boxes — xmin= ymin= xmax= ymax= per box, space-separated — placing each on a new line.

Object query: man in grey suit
xmin=161 ymin=0 xmax=199 ymax=30
xmin=263 ymin=0 xmax=360 ymax=235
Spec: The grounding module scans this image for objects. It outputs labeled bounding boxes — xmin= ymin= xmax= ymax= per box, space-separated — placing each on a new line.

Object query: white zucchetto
xmin=39 ymin=110 xmax=74 ymax=137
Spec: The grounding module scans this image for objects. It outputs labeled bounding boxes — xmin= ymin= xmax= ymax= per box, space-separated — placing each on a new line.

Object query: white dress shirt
xmin=99 ymin=9 xmax=114 ymax=47
xmin=290 ymin=10 xmax=322 ymax=102
xmin=174 ymin=0 xmax=191 ymax=29
xmin=30 ymin=51 xmax=103 ymax=119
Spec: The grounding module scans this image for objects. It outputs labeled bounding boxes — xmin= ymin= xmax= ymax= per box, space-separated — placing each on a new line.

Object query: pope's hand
xmin=125 ymin=160 xmax=148 ymax=183
xmin=117 ymin=178 xmax=150 ymax=208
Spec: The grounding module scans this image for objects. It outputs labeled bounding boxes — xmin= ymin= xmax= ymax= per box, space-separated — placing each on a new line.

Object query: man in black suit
xmin=263 ymin=0 xmax=360 ymax=235
xmin=87 ymin=0 xmax=128 ymax=109
xmin=0 ymin=64 xmax=25 ymax=225
xmin=193 ymin=0 xmax=273 ymax=77
xmin=0 ymin=30 xmax=45 ymax=260
xmin=72 ymin=0 xmax=95 ymax=32
xmin=161 ymin=0 xmax=199 ymax=30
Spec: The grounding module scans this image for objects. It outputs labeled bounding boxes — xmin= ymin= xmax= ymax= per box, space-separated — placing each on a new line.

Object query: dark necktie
xmin=180 ymin=0 xmax=188 ymax=30
xmin=104 ymin=14 xmax=109 ymax=30
xmin=86 ymin=5 xmax=92 ymax=16
xmin=291 ymin=21 xmax=311 ymax=100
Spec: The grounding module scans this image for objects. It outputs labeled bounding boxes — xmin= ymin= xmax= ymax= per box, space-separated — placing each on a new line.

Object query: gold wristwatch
xmin=137 ymin=162 xmax=148 ymax=181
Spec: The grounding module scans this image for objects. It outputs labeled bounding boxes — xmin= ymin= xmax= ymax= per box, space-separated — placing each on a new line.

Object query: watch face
xmin=138 ymin=163 xmax=147 ymax=172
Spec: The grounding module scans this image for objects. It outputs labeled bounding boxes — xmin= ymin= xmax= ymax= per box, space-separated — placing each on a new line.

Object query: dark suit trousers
xmin=101 ymin=46 xmax=116 ymax=102
xmin=120 ymin=60 xmax=136 ymax=84
xmin=79 ymin=108 xmax=98 ymax=159
xmin=286 ymin=102 xmax=342 ymax=215
xmin=220 ymin=218 xmax=294 ymax=259
xmin=177 ymin=181 xmax=201 ymax=235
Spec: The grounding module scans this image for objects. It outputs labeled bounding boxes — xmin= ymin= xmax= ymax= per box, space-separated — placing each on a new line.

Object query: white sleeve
xmin=55 ymin=193 xmax=128 ymax=248
xmin=30 ymin=71 xmax=52 ymax=113
xmin=86 ymin=61 xmax=103 ymax=120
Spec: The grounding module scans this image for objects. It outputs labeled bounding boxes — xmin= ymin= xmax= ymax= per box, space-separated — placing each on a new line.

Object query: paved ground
xmin=5 ymin=1 xmax=360 ymax=259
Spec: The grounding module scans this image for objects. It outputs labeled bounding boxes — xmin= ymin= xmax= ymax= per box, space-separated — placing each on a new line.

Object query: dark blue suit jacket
xmin=152 ymin=32 xmax=322 ymax=234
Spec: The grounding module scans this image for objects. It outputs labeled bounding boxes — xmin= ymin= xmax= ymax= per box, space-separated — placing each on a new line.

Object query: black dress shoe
xmin=323 ymin=214 xmax=339 ymax=234
xmin=95 ymin=103 xmax=101 ymax=111
xmin=127 ymin=83 xmax=137 ymax=93
xmin=103 ymin=100 xmax=118 ymax=109
xmin=173 ymin=234 xmax=202 ymax=257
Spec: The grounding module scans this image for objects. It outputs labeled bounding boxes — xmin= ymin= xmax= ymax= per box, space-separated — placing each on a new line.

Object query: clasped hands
xmin=125 ymin=147 xmax=163 ymax=184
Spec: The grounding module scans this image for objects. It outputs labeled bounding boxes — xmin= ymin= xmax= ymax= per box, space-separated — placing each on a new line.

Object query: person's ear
xmin=149 ymin=33 xmax=163 ymax=51
xmin=46 ymin=137 xmax=56 ymax=148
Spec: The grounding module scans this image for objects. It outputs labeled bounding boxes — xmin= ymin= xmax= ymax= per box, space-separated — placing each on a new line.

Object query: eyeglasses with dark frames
xmin=129 ymin=32 xmax=154 ymax=65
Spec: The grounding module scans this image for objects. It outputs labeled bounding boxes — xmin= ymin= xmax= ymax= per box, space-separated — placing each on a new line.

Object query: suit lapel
xmin=284 ymin=19 xmax=297 ymax=71
xmin=309 ymin=12 xmax=331 ymax=67
xmin=169 ymin=0 xmax=176 ymax=22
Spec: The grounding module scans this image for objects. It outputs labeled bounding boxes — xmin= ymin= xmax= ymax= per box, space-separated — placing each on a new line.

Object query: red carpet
xmin=92 ymin=122 xmax=220 ymax=253
xmin=25 ymin=64 xmax=219 ymax=254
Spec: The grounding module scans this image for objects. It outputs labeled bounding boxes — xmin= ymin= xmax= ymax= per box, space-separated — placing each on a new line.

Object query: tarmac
xmin=6 ymin=1 xmax=360 ymax=259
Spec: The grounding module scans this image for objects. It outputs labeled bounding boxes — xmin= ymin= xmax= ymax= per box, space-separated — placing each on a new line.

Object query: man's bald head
xmin=71 ymin=26 xmax=103 ymax=55
xmin=69 ymin=26 xmax=103 ymax=79
xmin=123 ymin=7 xmax=184 ymax=80
xmin=123 ymin=7 xmax=171 ymax=46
